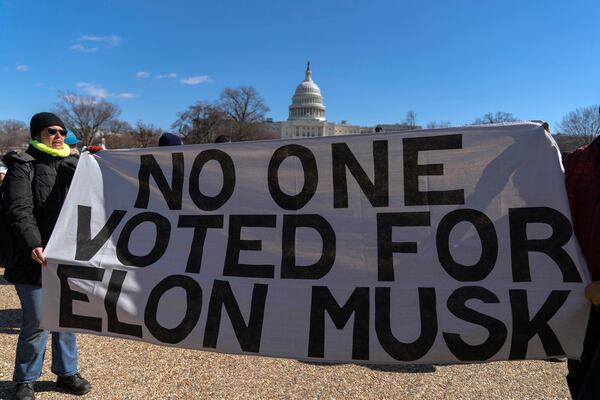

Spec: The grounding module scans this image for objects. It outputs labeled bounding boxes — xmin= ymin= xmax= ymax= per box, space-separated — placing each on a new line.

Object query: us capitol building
xmin=261 ymin=63 xmax=374 ymax=139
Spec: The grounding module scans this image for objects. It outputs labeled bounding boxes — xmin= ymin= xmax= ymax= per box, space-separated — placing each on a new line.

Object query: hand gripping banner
xmin=41 ymin=122 xmax=590 ymax=364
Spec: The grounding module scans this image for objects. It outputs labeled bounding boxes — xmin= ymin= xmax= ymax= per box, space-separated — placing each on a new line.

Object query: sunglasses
xmin=46 ymin=127 xmax=68 ymax=137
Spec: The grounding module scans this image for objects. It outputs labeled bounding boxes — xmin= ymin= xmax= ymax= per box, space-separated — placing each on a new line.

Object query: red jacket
xmin=564 ymin=139 xmax=600 ymax=280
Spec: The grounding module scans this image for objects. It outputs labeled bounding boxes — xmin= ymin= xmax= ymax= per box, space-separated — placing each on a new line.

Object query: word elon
xmin=58 ymin=134 xmax=582 ymax=362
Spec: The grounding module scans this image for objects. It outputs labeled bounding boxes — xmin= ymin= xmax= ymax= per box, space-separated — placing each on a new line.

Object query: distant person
xmin=2 ymin=112 xmax=91 ymax=399
xmin=64 ymin=130 xmax=81 ymax=156
xmin=0 ymin=163 xmax=7 ymax=185
xmin=158 ymin=132 xmax=183 ymax=147
xmin=1 ymin=152 xmax=17 ymax=185
xmin=564 ymin=135 xmax=600 ymax=399
xmin=214 ymin=135 xmax=231 ymax=143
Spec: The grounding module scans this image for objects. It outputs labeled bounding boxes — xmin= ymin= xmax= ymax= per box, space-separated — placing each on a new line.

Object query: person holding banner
xmin=2 ymin=112 xmax=91 ymax=399
xmin=158 ymin=131 xmax=183 ymax=147
xmin=214 ymin=134 xmax=231 ymax=143
xmin=565 ymin=136 xmax=600 ymax=399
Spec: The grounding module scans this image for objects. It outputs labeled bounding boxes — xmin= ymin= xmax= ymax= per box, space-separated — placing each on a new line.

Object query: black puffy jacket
xmin=2 ymin=144 xmax=78 ymax=285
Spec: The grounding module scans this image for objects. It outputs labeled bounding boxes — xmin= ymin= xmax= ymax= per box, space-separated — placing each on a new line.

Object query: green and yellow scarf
xmin=30 ymin=139 xmax=70 ymax=158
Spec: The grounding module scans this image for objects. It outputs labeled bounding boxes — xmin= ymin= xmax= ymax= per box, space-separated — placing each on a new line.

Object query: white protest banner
xmin=41 ymin=122 xmax=590 ymax=364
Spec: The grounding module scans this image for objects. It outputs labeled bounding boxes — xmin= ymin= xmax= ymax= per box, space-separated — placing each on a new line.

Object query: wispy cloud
xmin=136 ymin=71 xmax=210 ymax=85
xmin=136 ymin=71 xmax=178 ymax=79
xmin=76 ymin=82 xmax=109 ymax=98
xmin=156 ymin=73 xmax=178 ymax=79
xmin=79 ymin=35 xmax=122 ymax=47
xmin=71 ymin=35 xmax=121 ymax=52
xmin=76 ymin=82 xmax=138 ymax=99
xmin=115 ymin=92 xmax=139 ymax=99
xmin=180 ymin=76 xmax=211 ymax=85
xmin=71 ymin=44 xmax=99 ymax=53
xmin=33 ymin=82 xmax=56 ymax=91
xmin=16 ymin=64 xmax=28 ymax=72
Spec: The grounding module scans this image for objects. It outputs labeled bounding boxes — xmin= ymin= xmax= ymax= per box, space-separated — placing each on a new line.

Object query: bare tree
xmin=54 ymin=93 xmax=121 ymax=146
xmin=426 ymin=121 xmax=452 ymax=129
xmin=105 ymin=119 xmax=132 ymax=135
xmin=171 ymin=101 xmax=225 ymax=144
xmin=99 ymin=120 xmax=135 ymax=149
xmin=219 ymin=86 xmax=270 ymax=140
xmin=556 ymin=105 xmax=600 ymax=145
xmin=133 ymin=120 xmax=161 ymax=148
xmin=219 ymin=86 xmax=270 ymax=123
xmin=473 ymin=112 xmax=518 ymax=124
xmin=404 ymin=110 xmax=418 ymax=129
xmin=172 ymin=86 xmax=271 ymax=144
xmin=103 ymin=132 xmax=139 ymax=149
xmin=0 ymin=120 xmax=28 ymax=153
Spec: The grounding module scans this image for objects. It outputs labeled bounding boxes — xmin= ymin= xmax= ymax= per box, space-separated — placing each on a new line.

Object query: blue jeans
xmin=13 ymin=284 xmax=79 ymax=383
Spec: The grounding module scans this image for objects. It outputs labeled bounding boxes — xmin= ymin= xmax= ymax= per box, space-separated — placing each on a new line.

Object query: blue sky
xmin=1 ymin=0 xmax=599 ymax=131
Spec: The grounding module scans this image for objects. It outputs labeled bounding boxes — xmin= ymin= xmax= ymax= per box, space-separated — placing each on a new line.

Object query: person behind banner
xmin=158 ymin=131 xmax=183 ymax=147
xmin=64 ymin=130 xmax=81 ymax=157
xmin=2 ymin=112 xmax=92 ymax=400
xmin=214 ymin=134 xmax=231 ymax=143
xmin=564 ymin=135 xmax=600 ymax=399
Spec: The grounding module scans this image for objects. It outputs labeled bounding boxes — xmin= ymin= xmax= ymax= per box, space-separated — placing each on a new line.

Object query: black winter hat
xmin=158 ymin=132 xmax=183 ymax=147
xmin=30 ymin=112 xmax=65 ymax=138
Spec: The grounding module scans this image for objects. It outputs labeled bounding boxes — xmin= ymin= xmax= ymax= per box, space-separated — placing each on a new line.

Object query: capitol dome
xmin=288 ymin=62 xmax=326 ymax=121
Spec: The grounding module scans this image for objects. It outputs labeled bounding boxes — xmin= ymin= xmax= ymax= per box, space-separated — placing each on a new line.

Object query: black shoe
xmin=14 ymin=383 xmax=35 ymax=400
xmin=56 ymin=373 xmax=91 ymax=395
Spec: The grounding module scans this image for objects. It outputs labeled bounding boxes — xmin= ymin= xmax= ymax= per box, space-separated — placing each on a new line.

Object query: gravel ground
xmin=0 ymin=270 xmax=571 ymax=399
